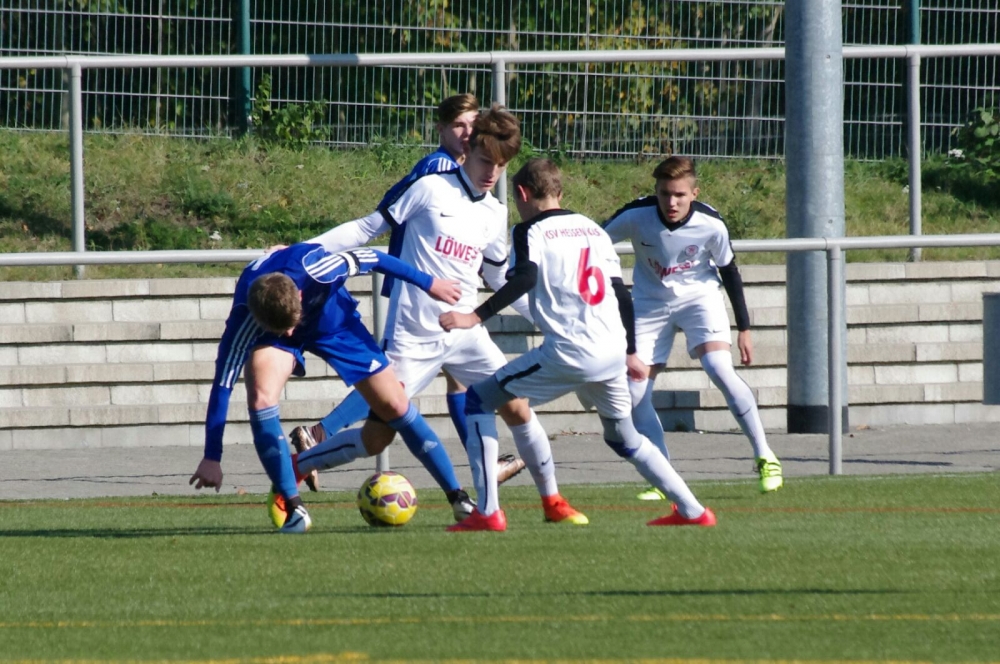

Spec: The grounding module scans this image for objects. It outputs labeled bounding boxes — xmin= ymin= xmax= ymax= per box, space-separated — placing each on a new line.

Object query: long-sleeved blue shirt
xmin=203 ymin=243 xmax=433 ymax=461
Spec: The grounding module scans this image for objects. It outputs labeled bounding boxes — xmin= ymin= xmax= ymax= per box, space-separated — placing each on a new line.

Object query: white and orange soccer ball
xmin=357 ymin=471 xmax=418 ymax=527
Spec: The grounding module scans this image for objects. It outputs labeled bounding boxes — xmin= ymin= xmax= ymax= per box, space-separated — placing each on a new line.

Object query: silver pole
xmin=784 ymin=0 xmax=846 ymax=434
xmin=827 ymin=246 xmax=844 ymax=475
xmin=68 ymin=64 xmax=86 ymax=278
xmin=372 ymin=271 xmax=389 ymax=472
xmin=492 ymin=59 xmax=508 ymax=205
xmin=907 ymin=53 xmax=923 ymax=262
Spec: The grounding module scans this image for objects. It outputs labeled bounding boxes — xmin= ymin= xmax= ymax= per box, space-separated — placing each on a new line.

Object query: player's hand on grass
xmin=428 ymin=278 xmax=462 ymax=304
xmin=626 ymin=354 xmax=650 ymax=381
xmin=737 ymin=330 xmax=753 ymax=366
xmin=190 ymin=458 xmax=223 ymax=493
xmin=440 ymin=311 xmax=480 ymax=331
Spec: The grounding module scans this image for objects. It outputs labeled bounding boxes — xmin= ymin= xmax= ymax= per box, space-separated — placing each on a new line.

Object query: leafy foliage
xmin=249 ymin=75 xmax=329 ymax=148
xmin=950 ymin=106 xmax=1000 ymax=183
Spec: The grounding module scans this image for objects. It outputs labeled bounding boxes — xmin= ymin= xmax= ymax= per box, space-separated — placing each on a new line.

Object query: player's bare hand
xmin=440 ymin=311 xmax=480 ymax=331
xmin=428 ymin=278 xmax=462 ymax=304
xmin=265 ymin=244 xmax=288 ymax=253
xmin=737 ymin=330 xmax=754 ymax=366
xmin=189 ymin=458 xmax=223 ymax=493
xmin=626 ymin=354 xmax=650 ymax=381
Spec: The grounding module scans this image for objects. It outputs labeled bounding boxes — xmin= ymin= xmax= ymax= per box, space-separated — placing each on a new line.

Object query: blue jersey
xmin=203 ymin=243 xmax=432 ymax=460
xmin=378 ymin=147 xmax=459 ymax=296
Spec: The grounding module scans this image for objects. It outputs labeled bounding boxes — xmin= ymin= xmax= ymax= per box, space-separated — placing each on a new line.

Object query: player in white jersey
xmin=441 ymin=158 xmax=716 ymax=531
xmin=299 ymin=107 xmax=587 ymax=525
xmin=603 ymin=156 xmax=783 ymax=495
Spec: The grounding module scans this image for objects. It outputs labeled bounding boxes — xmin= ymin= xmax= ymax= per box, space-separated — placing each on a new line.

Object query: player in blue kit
xmin=188 ymin=243 xmax=461 ymax=533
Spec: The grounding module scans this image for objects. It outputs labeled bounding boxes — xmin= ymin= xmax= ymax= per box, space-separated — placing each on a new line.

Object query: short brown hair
xmin=247 ymin=273 xmax=301 ymax=335
xmin=468 ymin=104 xmax=521 ymax=164
xmin=652 ymin=156 xmax=697 ymax=182
xmin=437 ymin=93 xmax=479 ymax=125
xmin=512 ymin=158 xmax=562 ymax=199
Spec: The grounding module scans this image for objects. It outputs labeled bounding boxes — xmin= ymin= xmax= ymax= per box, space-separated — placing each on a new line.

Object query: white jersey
xmin=511 ymin=209 xmax=627 ymax=379
xmin=382 ymin=167 xmax=509 ymax=343
xmin=603 ymin=197 xmax=734 ymax=307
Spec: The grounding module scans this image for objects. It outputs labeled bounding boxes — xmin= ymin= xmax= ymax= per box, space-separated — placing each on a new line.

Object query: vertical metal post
xmin=907 ymin=53 xmax=923 ymax=261
xmin=784 ymin=0 xmax=846 ymax=433
xmin=492 ymin=59 xmax=508 ymax=205
xmin=232 ymin=0 xmax=252 ymax=136
xmin=372 ymin=271 xmax=389 ymax=472
xmin=68 ymin=64 xmax=86 ymax=279
xmin=983 ymin=293 xmax=1000 ymax=405
xmin=827 ymin=246 xmax=844 ymax=475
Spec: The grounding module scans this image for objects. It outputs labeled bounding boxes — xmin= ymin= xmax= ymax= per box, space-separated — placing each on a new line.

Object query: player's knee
xmin=498 ymin=398 xmax=531 ymax=426
xmin=600 ymin=416 xmax=639 ymax=459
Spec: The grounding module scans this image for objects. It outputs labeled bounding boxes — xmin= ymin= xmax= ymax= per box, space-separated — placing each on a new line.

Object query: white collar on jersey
xmin=456 ymin=165 xmax=488 ymax=202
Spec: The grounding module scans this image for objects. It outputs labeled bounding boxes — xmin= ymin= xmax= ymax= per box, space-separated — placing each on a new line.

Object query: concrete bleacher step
xmin=2 ymin=260 xmax=999 ymax=450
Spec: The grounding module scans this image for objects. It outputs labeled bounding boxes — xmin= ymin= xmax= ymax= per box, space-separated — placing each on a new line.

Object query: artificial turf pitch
xmin=1 ymin=473 xmax=998 ymax=663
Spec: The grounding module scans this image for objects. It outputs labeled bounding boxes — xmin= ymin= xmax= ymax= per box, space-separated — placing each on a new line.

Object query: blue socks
xmin=446 ymin=391 xmax=469 ymax=448
xmin=388 ymin=404 xmax=461 ymax=493
xmin=249 ymin=405 xmax=298 ymax=500
xmin=319 ymin=388 xmax=370 ymax=437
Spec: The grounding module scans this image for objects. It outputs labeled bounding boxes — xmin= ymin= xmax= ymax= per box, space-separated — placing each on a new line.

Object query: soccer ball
xmin=357 ymin=471 xmax=418 ymax=527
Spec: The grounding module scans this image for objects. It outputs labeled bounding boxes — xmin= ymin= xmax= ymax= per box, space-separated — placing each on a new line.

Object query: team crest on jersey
xmin=684 ymin=244 xmax=699 ymax=257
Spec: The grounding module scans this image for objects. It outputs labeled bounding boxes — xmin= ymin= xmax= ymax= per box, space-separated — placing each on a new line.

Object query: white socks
xmin=628 ymin=377 xmax=669 ymax=459
xmin=296 ymin=427 xmax=369 ymax=473
xmin=466 ymin=413 xmax=501 ymax=516
xmin=509 ymin=412 xmax=559 ymax=498
xmin=629 ymin=437 xmax=704 ymax=519
xmin=700 ymin=350 xmax=773 ymax=460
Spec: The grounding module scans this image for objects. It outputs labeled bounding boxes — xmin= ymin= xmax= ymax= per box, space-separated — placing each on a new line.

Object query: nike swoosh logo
xmin=440 ymin=212 xmax=457 ymax=218
xmin=640 ymin=242 xmax=655 ymax=247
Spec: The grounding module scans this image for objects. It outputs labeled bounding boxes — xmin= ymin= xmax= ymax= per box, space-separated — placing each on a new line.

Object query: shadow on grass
xmin=0 ymin=196 xmax=70 ymax=240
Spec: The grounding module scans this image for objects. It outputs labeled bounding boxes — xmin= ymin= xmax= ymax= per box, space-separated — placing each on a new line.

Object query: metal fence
xmin=2 ymin=1 xmax=998 ymax=159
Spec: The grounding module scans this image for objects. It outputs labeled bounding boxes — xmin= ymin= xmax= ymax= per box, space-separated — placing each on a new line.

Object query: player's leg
xmin=630 ymin=308 xmax=675 ymax=500
xmin=444 ymin=328 xmax=529 ymax=485
xmin=443 ymin=369 xmax=468 ymax=445
xmin=696 ymin=342 xmax=782 ymax=492
xmin=447 ymin=377 xmax=510 ymax=532
xmin=382 ymin=340 xmax=471 ymax=516
xmin=245 ymin=345 xmax=311 ymax=533
xmin=594 ymin=379 xmax=713 ymax=526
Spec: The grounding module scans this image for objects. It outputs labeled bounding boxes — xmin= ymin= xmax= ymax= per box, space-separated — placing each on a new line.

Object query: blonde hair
xmin=247 ymin=273 xmax=301 ymax=334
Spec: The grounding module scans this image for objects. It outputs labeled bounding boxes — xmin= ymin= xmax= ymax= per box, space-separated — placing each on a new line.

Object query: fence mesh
xmin=1 ymin=1 xmax=997 ymax=159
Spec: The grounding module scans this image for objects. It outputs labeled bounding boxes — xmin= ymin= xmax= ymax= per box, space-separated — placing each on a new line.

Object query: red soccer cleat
xmin=446 ymin=508 xmax=507 ymax=532
xmin=542 ymin=494 xmax=589 ymax=525
xmin=647 ymin=504 xmax=717 ymax=527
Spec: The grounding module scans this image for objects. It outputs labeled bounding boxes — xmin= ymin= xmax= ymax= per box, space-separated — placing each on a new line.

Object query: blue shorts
xmin=266 ymin=314 xmax=390 ymax=387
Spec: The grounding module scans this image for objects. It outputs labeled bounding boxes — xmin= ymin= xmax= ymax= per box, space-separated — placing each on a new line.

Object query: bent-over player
xmin=189 ymin=243 xmax=460 ymax=533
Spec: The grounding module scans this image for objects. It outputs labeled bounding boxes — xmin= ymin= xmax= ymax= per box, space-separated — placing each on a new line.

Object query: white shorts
xmin=384 ymin=326 xmax=508 ymax=397
xmin=634 ymin=289 xmax=732 ymax=365
xmin=493 ymin=347 xmax=632 ymax=420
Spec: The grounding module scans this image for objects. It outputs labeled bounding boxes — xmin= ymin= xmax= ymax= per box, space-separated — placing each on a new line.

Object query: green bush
xmin=950 ymin=106 xmax=1000 ymax=183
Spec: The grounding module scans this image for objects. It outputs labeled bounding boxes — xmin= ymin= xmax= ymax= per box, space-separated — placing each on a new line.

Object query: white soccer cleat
xmin=279 ymin=505 xmax=312 ymax=534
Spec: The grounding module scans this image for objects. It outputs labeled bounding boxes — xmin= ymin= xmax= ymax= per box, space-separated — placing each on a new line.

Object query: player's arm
xmin=610 ymin=276 xmax=645 ymax=380
xmin=441 ymin=260 xmax=535 ymax=331
xmin=307 ymin=211 xmax=388 ymax=254
xmin=719 ymin=259 xmax=753 ymax=365
xmin=191 ymin=307 xmax=258 ymax=491
xmin=310 ymin=247 xmax=460 ymax=304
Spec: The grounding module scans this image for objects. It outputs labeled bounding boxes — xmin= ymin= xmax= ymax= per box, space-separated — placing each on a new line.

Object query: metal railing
xmin=2 ymin=43 xmax=1000 ymax=275
xmin=4 ymin=231 xmax=1000 ymax=475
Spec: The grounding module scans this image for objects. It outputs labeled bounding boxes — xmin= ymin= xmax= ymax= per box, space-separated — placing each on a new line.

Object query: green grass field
xmin=2 ymin=474 xmax=998 ymax=663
